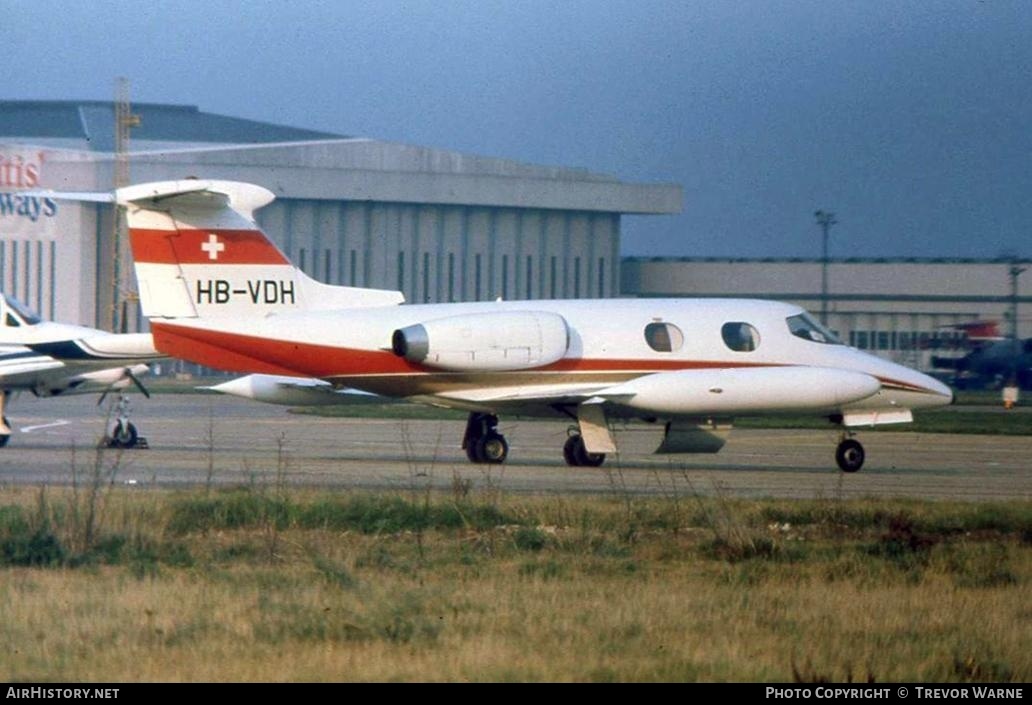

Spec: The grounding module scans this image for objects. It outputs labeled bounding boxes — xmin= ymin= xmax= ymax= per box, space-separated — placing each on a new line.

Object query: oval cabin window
xmin=721 ymin=322 xmax=761 ymax=352
xmin=644 ymin=322 xmax=684 ymax=353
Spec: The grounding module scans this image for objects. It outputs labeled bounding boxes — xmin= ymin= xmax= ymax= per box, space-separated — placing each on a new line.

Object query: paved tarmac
xmin=0 ymin=393 xmax=1028 ymax=501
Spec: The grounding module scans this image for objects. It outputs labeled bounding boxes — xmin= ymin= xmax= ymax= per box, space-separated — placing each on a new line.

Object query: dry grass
xmin=0 ymin=486 xmax=1028 ymax=682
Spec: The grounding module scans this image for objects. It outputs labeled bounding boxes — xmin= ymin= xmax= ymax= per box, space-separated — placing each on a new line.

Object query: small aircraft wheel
xmin=465 ymin=442 xmax=483 ymax=463
xmin=0 ymin=416 xmax=10 ymax=448
xmin=562 ymin=435 xmax=580 ymax=466
xmin=111 ymin=421 xmax=138 ymax=449
xmin=475 ymin=433 xmax=508 ymax=464
xmin=835 ymin=438 xmax=865 ymax=473
xmin=564 ymin=434 xmax=605 ymax=468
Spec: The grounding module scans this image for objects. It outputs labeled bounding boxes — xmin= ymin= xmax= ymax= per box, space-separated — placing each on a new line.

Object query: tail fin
xmin=120 ymin=180 xmax=404 ymax=319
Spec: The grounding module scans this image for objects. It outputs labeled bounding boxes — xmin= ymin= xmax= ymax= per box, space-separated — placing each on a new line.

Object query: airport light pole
xmin=814 ymin=210 xmax=837 ymax=325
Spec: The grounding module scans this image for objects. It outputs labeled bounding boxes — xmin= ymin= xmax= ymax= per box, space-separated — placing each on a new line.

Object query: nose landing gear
xmin=105 ymin=394 xmax=147 ymax=449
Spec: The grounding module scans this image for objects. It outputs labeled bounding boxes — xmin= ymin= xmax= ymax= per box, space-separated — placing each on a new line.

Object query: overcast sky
xmin=6 ymin=0 xmax=1031 ymax=259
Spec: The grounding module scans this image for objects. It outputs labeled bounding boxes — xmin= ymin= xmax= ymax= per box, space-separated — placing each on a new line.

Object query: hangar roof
xmin=0 ymin=100 xmax=682 ymax=215
xmin=0 ymin=100 xmax=340 ymax=151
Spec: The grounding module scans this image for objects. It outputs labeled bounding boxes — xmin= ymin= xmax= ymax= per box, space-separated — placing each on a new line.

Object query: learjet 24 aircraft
xmin=119 ymin=179 xmax=952 ymax=472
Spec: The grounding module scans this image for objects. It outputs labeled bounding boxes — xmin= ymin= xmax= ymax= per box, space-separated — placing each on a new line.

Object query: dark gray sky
xmin=6 ymin=0 xmax=1031 ymax=258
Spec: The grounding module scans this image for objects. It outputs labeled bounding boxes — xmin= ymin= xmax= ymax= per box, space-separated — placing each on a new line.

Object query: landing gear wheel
xmin=110 ymin=421 xmax=138 ymax=449
xmin=563 ymin=434 xmax=605 ymax=468
xmin=835 ymin=438 xmax=865 ymax=473
xmin=0 ymin=416 xmax=10 ymax=448
xmin=476 ymin=433 xmax=508 ymax=464
xmin=562 ymin=435 xmax=578 ymax=466
xmin=463 ymin=412 xmax=509 ymax=464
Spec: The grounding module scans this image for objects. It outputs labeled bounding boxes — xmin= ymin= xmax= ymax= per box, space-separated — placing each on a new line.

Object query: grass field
xmin=0 ymin=482 xmax=1028 ymax=682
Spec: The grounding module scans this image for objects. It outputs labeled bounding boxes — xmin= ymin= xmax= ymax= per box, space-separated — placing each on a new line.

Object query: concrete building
xmin=622 ymin=257 xmax=1031 ymax=371
xmin=0 ymin=100 xmax=681 ymax=330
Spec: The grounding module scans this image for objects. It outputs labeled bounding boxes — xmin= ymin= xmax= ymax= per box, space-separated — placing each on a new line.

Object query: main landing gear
xmin=463 ymin=412 xmax=508 ymax=464
xmin=461 ymin=413 xmax=609 ymax=468
xmin=835 ymin=434 xmax=865 ymax=472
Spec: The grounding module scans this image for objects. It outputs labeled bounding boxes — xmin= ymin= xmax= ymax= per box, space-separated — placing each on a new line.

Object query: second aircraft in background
xmin=0 ymin=293 xmax=163 ymax=447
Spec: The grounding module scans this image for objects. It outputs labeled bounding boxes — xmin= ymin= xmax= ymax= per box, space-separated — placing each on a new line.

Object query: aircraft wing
xmin=0 ymin=346 xmax=66 ymax=389
xmin=432 ymin=382 xmax=614 ymax=406
xmin=0 ymin=343 xmax=154 ymax=397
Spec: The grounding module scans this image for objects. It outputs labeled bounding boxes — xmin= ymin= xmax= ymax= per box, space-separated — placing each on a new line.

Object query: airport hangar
xmin=622 ymin=257 xmax=1032 ymax=371
xmin=0 ymin=100 xmax=681 ymax=331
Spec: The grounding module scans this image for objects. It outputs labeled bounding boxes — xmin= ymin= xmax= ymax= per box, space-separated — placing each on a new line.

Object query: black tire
xmin=563 ymin=434 xmax=605 ymax=468
xmin=111 ymin=421 xmax=138 ymax=449
xmin=835 ymin=438 xmax=865 ymax=472
xmin=0 ymin=416 xmax=10 ymax=448
xmin=562 ymin=436 xmax=579 ymax=466
xmin=475 ymin=433 xmax=508 ymax=464
xmin=465 ymin=441 xmax=483 ymax=463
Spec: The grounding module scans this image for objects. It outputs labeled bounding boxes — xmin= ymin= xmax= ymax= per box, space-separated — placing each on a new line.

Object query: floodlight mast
xmin=814 ymin=209 xmax=837 ymax=326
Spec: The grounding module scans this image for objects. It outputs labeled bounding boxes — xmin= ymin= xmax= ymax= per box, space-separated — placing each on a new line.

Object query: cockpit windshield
xmin=3 ymin=295 xmax=41 ymax=326
xmin=786 ymin=312 xmax=841 ymax=345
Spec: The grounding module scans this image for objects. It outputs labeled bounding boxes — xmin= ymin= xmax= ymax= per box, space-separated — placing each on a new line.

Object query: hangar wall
xmin=260 ymin=199 xmax=619 ymax=304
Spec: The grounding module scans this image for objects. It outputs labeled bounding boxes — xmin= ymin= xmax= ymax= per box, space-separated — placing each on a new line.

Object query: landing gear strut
xmin=105 ymin=394 xmax=145 ymax=449
xmin=835 ymin=435 xmax=865 ymax=472
xmin=562 ymin=428 xmax=605 ymax=468
xmin=463 ymin=412 xmax=508 ymax=464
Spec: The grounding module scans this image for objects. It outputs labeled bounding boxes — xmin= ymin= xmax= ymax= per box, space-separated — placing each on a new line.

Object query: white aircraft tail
xmin=119 ymin=180 xmax=404 ymax=319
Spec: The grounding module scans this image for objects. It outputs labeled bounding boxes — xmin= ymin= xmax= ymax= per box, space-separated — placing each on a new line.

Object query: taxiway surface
xmin=0 ymin=393 xmax=1027 ymax=500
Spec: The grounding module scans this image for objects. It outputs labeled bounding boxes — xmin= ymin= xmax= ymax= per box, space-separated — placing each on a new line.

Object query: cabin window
xmin=644 ymin=322 xmax=684 ymax=353
xmin=721 ymin=322 xmax=760 ymax=352
xmin=786 ymin=313 xmax=842 ymax=345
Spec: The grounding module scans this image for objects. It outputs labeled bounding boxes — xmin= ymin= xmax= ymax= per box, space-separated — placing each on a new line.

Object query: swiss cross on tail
xmin=201 ymin=234 xmax=225 ymax=260
xmin=119 ymin=179 xmax=403 ymax=320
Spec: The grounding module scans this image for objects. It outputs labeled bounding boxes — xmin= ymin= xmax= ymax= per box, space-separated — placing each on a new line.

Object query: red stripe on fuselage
xmin=875 ymin=377 xmax=934 ymax=394
xmin=150 ymin=322 xmax=784 ymax=379
xmin=150 ymin=322 xmax=418 ymax=377
xmin=130 ymin=229 xmax=289 ymax=265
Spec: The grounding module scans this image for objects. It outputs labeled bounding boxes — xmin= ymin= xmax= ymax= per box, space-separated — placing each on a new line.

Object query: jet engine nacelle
xmin=392 ymin=311 xmax=570 ymax=372
xmin=601 ymin=366 xmax=881 ymax=416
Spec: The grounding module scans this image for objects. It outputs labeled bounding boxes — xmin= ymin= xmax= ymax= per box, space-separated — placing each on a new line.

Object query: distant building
xmin=622 ymin=257 xmax=1031 ymax=371
xmin=0 ymin=100 xmax=681 ymax=329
